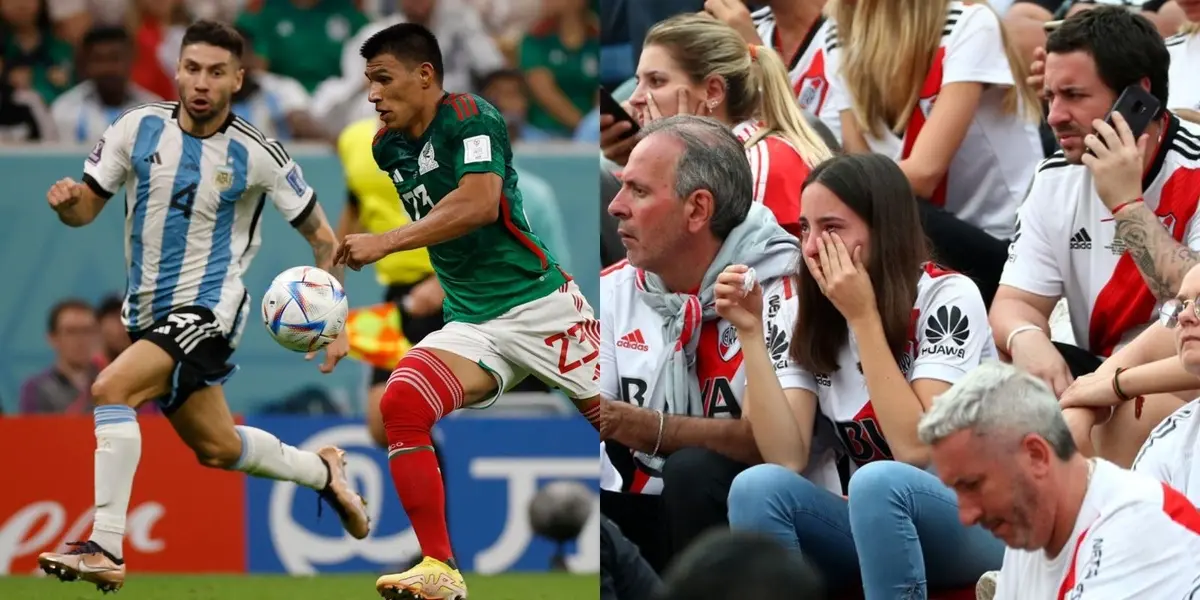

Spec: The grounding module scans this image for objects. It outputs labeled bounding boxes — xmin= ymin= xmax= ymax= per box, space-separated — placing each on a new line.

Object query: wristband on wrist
xmin=1005 ymin=324 xmax=1043 ymax=355
xmin=1112 ymin=197 xmax=1143 ymax=215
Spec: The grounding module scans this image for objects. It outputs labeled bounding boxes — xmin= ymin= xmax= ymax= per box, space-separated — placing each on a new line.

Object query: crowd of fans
xmin=0 ymin=0 xmax=600 ymax=144
xmin=598 ymin=0 xmax=1200 ymax=598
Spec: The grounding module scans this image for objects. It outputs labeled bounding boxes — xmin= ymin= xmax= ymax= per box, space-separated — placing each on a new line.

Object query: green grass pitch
xmin=0 ymin=573 xmax=599 ymax=600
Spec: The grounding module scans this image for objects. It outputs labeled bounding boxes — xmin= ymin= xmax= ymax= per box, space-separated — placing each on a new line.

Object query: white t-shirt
xmin=999 ymin=116 xmax=1200 ymax=357
xmin=786 ymin=265 xmax=997 ymax=469
xmin=1167 ymin=33 xmax=1200 ymax=113
xmin=995 ymin=459 xmax=1200 ymax=599
xmin=1133 ymin=400 xmax=1200 ymax=502
xmin=598 ymin=259 xmax=840 ymax=496
xmin=50 ymin=81 xmax=162 ymax=144
xmin=822 ymin=2 xmax=1041 ymax=239
xmin=750 ymin=9 xmax=840 ymax=140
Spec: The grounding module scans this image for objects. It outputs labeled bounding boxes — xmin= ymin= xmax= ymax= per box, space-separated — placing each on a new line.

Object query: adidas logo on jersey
xmin=618 ymin=329 xmax=649 ymax=352
xmin=1070 ymin=228 xmax=1092 ymax=250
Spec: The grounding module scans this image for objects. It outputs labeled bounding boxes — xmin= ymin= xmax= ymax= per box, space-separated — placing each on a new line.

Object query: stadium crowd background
xmin=598 ymin=0 xmax=1200 ymax=599
xmin=0 ymin=0 xmax=603 ymax=588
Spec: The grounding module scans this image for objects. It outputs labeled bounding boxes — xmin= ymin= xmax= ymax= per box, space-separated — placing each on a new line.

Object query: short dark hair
xmin=96 ymin=295 xmax=123 ymax=320
xmin=181 ymin=19 xmax=245 ymax=61
xmin=1046 ymin=6 xmax=1169 ymax=110
xmin=48 ymin=299 xmax=94 ymax=334
xmin=793 ymin=153 xmax=930 ymax=375
xmin=658 ymin=530 xmax=826 ymax=600
xmin=359 ymin=23 xmax=444 ymax=84
xmin=81 ymin=26 xmax=129 ymax=51
xmin=477 ymin=69 xmax=523 ymax=93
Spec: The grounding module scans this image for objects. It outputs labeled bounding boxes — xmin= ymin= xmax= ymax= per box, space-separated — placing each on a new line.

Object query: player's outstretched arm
xmin=47 ymin=177 xmax=107 ymax=227
xmin=381 ymin=173 xmax=502 ymax=253
xmin=296 ymin=202 xmax=347 ymax=289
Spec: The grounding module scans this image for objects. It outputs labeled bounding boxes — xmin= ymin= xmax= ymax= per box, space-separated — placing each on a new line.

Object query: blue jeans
xmin=727 ymin=461 xmax=1003 ymax=599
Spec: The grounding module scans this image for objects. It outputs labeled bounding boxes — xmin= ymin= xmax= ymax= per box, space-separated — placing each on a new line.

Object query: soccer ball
xmin=261 ymin=266 xmax=349 ymax=353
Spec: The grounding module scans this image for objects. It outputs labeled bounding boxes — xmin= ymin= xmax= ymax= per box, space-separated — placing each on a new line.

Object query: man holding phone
xmin=989 ymin=6 xmax=1200 ymax=467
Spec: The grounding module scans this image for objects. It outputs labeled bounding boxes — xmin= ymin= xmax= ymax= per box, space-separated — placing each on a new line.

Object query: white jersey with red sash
xmin=783 ymin=264 xmax=997 ymax=470
xmin=994 ymin=460 xmax=1200 ymax=600
xmin=820 ymin=1 xmax=1040 ymax=239
xmin=751 ymin=7 xmax=838 ymax=138
xmin=597 ymin=259 xmax=841 ymax=495
xmin=1000 ymin=115 xmax=1200 ymax=357
xmin=732 ymin=120 xmax=812 ymax=236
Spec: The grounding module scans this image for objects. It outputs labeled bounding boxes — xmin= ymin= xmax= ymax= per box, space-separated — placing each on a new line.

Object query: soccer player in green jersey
xmin=334 ymin=23 xmax=601 ymax=600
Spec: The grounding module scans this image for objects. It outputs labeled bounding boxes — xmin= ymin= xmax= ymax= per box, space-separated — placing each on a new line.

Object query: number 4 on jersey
xmin=400 ymin=184 xmax=433 ymax=221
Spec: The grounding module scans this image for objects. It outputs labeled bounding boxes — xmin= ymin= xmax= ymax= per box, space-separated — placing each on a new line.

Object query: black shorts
xmin=129 ymin=305 xmax=237 ymax=414
xmin=370 ymin=277 xmax=446 ymax=385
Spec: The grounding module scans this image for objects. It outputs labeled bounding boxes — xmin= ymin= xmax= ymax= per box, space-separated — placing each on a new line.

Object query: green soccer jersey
xmin=372 ymin=92 xmax=568 ymax=324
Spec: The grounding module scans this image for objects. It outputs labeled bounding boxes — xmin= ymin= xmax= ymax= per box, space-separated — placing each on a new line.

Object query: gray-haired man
xmin=598 ymin=115 xmax=839 ymax=571
xmin=919 ymin=361 xmax=1200 ymax=599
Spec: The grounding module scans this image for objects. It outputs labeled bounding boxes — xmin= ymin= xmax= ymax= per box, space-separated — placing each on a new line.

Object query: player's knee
xmin=379 ymin=351 xmax=461 ymax=432
xmin=190 ymin=437 xmax=241 ymax=469
xmin=91 ymin=370 xmax=133 ymax=407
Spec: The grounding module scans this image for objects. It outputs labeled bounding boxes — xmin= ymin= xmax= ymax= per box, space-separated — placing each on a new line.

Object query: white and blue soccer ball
xmin=261 ymin=266 xmax=349 ymax=353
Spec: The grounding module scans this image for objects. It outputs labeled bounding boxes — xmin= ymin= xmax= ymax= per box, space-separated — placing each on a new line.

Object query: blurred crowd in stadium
xmin=0 ymin=0 xmax=600 ymax=144
xmin=597 ymin=0 xmax=1200 ymax=599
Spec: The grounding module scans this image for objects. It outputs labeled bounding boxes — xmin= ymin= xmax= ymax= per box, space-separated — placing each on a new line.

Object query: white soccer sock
xmin=89 ymin=405 xmax=142 ymax=560
xmin=232 ymin=426 xmax=329 ymax=490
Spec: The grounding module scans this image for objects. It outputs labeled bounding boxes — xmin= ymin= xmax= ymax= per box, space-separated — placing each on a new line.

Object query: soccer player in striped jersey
xmin=37 ymin=20 xmax=370 ymax=593
xmin=335 ymin=23 xmax=600 ymax=600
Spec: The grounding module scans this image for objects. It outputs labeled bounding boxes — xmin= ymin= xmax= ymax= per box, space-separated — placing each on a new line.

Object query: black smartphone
xmin=600 ymin=86 xmax=640 ymax=139
xmin=1089 ymin=85 xmax=1161 ymax=154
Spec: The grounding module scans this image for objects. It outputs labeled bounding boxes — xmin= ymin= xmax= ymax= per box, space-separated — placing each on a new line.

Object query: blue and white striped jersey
xmin=81 ymin=101 xmax=317 ymax=344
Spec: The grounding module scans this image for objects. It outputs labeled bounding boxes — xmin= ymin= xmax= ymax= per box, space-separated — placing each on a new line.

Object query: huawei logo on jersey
xmin=923 ymin=305 xmax=969 ymax=359
xmin=618 ymin=329 xmax=649 ymax=352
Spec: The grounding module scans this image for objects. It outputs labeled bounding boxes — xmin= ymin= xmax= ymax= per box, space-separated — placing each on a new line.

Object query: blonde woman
xmin=599 ymin=13 xmax=832 ymax=236
xmin=825 ymin=0 xmax=1042 ymax=306
xmin=1167 ymin=0 xmax=1200 ymax=114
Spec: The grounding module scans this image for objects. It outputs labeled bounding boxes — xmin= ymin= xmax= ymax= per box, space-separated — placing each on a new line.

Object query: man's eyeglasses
xmin=1159 ymin=297 xmax=1200 ymax=328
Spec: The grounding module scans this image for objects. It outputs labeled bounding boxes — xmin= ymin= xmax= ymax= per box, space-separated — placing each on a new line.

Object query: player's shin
xmin=381 ymin=348 xmax=463 ymax=566
xmin=89 ymin=405 xmax=142 ymax=559
xmin=231 ymin=425 xmax=330 ymax=489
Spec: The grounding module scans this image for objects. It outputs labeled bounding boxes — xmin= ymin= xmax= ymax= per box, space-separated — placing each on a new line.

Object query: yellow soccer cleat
xmin=375 ymin=556 xmax=468 ymax=600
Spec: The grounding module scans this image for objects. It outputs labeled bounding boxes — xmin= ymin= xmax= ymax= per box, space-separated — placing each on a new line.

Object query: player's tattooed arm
xmin=382 ymin=173 xmax=502 ymax=252
xmin=297 ymin=203 xmax=346 ymax=284
xmin=1114 ymin=203 xmax=1200 ymax=299
xmin=603 ymin=400 xmax=762 ymax=465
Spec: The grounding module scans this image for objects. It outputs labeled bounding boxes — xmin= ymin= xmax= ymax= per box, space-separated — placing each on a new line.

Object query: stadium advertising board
xmin=243 ymin=416 xmax=600 ymax=575
xmin=0 ymin=416 xmax=246 ymax=575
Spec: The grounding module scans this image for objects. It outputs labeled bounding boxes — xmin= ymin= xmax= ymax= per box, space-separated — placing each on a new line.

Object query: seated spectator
xmin=0 ymin=79 xmax=57 ymax=141
xmin=231 ymin=26 xmax=330 ymax=142
xmin=655 ymin=530 xmax=826 ymax=600
xmin=1167 ymin=1 xmax=1199 ymax=112
xmin=43 ymin=0 xmax=240 ymax=46
xmin=94 ymin=295 xmax=129 ymax=365
xmin=919 ymin=361 xmax=1200 ymax=600
xmin=825 ymin=0 xmax=1042 ymax=306
xmin=2 ymin=0 xmax=73 ymax=105
xmin=601 ymin=516 xmax=663 ymax=600
xmin=991 ymin=6 xmax=1200 ymax=467
xmin=19 ymin=299 xmax=100 ymax=414
xmin=519 ymin=0 xmax=599 ymax=140
xmin=235 ymin=0 xmax=368 ymax=95
xmin=127 ymin=0 xmax=189 ymax=101
xmin=1127 ymin=264 xmax=1200 ymax=499
xmin=723 ymin=153 xmax=1002 ymax=597
xmin=312 ymin=0 xmax=505 ymax=134
xmin=600 ymin=14 xmax=833 ymax=236
xmin=51 ymin=27 xmax=161 ymax=143
xmin=706 ymin=0 xmax=837 ymax=134
xmin=599 ymin=115 xmax=840 ymax=573
xmin=1005 ymin=0 xmax=1183 ymax=65
xmin=478 ymin=69 xmax=529 ymax=142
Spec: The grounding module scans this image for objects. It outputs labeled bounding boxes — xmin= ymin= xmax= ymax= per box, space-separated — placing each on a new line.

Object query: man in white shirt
xmin=990 ymin=6 xmax=1200 ymax=466
xmin=51 ymin=27 xmax=161 ymax=144
xmin=598 ymin=114 xmax=837 ymax=572
xmin=919 ymin=361 xmax=1200 ymax=599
